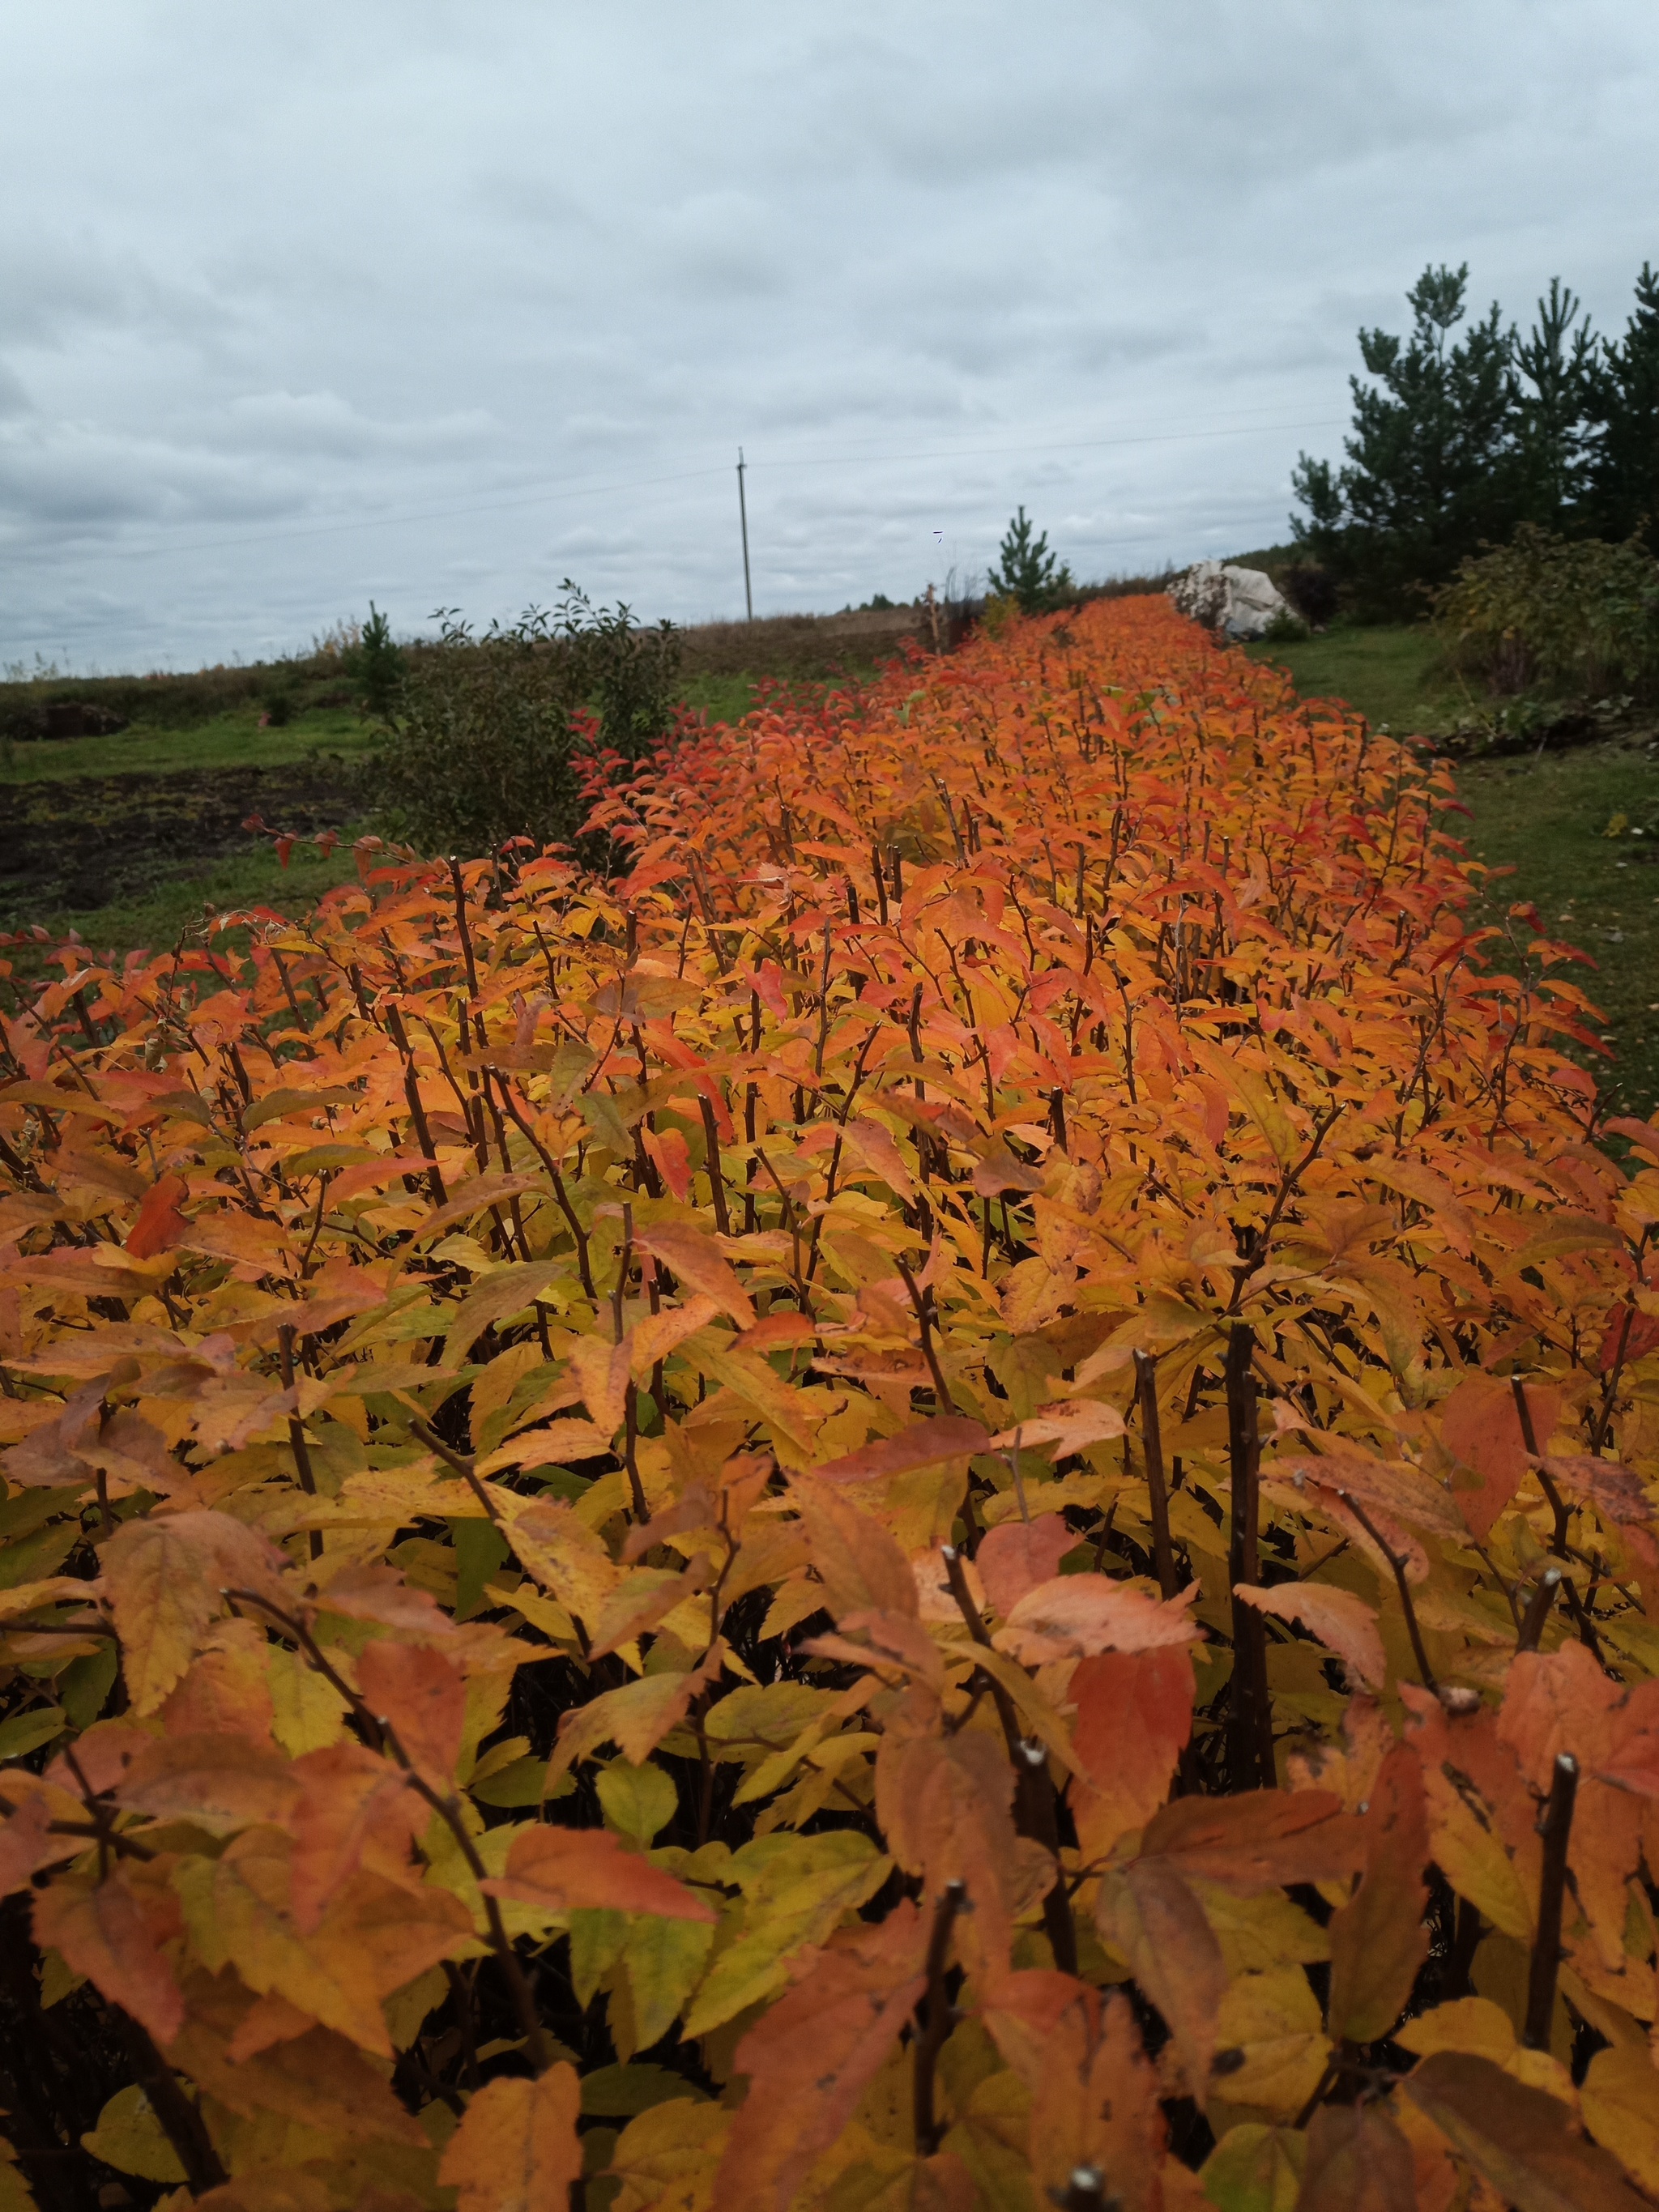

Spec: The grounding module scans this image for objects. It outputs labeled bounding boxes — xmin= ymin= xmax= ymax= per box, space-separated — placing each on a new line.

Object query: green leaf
xmin=0 ymin=1707 xmax=66 ymax=1761
xmin=597 ymin=1760 xmax=679 ymax=1847
xmin=1201 ymin=2123 xmax=1305 ymax=2210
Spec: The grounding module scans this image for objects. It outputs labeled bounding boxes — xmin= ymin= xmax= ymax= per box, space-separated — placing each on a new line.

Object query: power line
xmin=11 ymin=412 xmax=1343 ymax=570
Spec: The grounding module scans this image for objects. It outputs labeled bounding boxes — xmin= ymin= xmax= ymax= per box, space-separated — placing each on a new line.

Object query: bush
xmin=1279 ymin=560 xmax=1340 ymax=628
xmin=1433 ymin=522 xmax=1659 ymax=697
xmin=3 ymin=596 xmax=1653 ymax=2209
xmin=372 ymin=583 xmax=683 ymax=856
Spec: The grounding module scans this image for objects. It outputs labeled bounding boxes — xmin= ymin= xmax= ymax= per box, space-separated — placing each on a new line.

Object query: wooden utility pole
xmin=736 ymin=448 xmax=753 ymax=622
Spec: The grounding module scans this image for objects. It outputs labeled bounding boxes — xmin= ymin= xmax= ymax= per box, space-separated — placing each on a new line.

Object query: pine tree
xmin=988 ymin=506 xmax=1073 ymax=613
xmin=1291 ymin=264 xmax=1521 ymax=616
xmin=1584 ymin=262 xmax=1659 ymax=541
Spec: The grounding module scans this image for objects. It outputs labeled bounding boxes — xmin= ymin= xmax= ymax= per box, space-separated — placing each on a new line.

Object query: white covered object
xmin=1167 ymin=561 xmax=1290 ymax=640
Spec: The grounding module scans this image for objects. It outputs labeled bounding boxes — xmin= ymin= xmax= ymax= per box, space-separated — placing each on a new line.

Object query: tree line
xmin=1292 ymin=261 xmax=1659 ymax=617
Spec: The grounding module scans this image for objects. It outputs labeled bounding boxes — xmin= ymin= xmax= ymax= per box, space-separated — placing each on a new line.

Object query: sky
xmin=2 ymin=0 xmax=1657 ymax=674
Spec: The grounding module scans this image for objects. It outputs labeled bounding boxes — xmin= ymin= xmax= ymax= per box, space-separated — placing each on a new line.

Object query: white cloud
xmin=2 ymin=0 xmax=1657 ymax=667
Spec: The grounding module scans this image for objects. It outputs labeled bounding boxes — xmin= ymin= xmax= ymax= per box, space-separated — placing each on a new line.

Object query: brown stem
xmin=386 ymin=1003 xmax=447 ymax=1207
xmin=894 ymin=1255 xmax=955 ymax=1415
xmin=1516 ymin=1569 xmax=1561 ymax=1654
xmin=1134 ymin=1350 xmax=1177 ymax=1600
xmin=377 ymin=1718 xmax=553 ymax=2073
xmin=1511 ymin=1376 xmax=1570 ymax=1557
xmin=937 ymin=1547 xmax=1076 ymax=1975
xmin=116 ymin=2013 xmax=228 ymax=2193
xmin=1057 ymin=2169 xmax=1107 ymax=2212
xmin=447 ymin=855 xmax=482 ymax=1006
xmin=698 ymin=1092 xmax=731 ymax=1236
xmin=1337 ymin=1490 xmax=1439 ymax=1698
xmin=407 ymin=1412 xmax=501 ymax=1524
xmin=1523 ymin=1753 xmax=1578 ymax=2050
xmin=623 ymin=1380 xmax=648 ymax=1522
xmin=1224 ymin=1325 xmax=1274 ymax=1791
xmin=279 ymin=1323 xmax=324 ymax=1563
xmin=493 ymin=1078 xmax=596 ymax=1300
xmin=912 ymin=1880 xmax=966 ymax=2154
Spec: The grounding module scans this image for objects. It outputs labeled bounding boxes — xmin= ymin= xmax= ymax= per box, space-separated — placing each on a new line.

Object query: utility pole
xmin=736 ymin=448 xmax=753 ymax=622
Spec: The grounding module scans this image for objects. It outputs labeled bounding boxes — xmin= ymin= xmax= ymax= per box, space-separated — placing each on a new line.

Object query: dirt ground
xmin=0 ymin=759 xmax=360 ymax=927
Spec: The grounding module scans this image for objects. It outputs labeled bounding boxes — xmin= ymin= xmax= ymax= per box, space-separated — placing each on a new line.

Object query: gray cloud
xmin=2 ymin=0 xmax=1657 ymax=668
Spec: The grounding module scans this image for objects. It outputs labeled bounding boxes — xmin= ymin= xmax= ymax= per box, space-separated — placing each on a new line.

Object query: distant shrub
xmin=372 ymin=584 xmax=683 ymax=857
xmin=1280 ymin=560 xmax=1341 ymax=628
xmin=1432 ymin=522 xmax=1659 ymax=697
xmin=260 ymin=686 xmax=296 ymax=727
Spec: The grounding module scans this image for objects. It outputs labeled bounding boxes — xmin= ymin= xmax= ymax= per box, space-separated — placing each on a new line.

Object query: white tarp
xmin=1167 ymin=561 xmax=1290 ymax=641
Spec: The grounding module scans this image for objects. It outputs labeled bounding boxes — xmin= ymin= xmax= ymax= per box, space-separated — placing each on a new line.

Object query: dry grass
xmin=676 ymin=604 xmax=928 ymax=679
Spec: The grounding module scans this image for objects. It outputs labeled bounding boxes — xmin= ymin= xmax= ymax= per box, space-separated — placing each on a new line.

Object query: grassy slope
xmin=1247 ymin=624 xmax=1659 ymax=1117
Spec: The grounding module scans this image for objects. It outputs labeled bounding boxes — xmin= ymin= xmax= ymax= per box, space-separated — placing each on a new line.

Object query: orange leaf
xmin=714 ymin=1903 xmax=930 ymax=2212
xmin=976 ymin=1513 xmax=1074 ymax=1617
xmin=1297 ymin=2103 xmax=1418 ymax=2211
xmin=1233 ymin=1580 xmax=1385 ymax=1688
xmin=116 ymin=1733 xmax=301 ymax=1833
xmin=1094 ymin=1852 xmax=1226 ymax=2091
xmin=996 ymin=1574 xmax=1201 ymax=1664
xmin=812 ymin=1415 xmax=989 ymax=1484
xmin=1326 ymin=1745 xmax=1430 ymax=2044
xmin=632 ymin=1219 xmax=755 ymax=1328
xmin=791 ymin=1480 xmax=919 ymax=1622
xmin=437 ymin=2063 xmax=583 ymax=2212
xmin=1142 ymin=1788 xmax=1366 ymax=1891
xmin=1439 ymin=1372 xmax=1562 ymax=1544
xmin=356 ymin=1640 xmax=467 ymax=1789
xmin=1070 ymin=1647 xmax=1194 ymax=1862
xmin=481 ymin=1824 xmax=715 ymax=1920
xmin=1404 ymin=2049 xmax=1648 ymax=2211
xmin=34 ymin=1872 xmax=184 ymax=2044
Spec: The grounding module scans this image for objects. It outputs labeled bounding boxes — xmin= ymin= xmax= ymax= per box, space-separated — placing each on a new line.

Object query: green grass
xmin=1456 ymin=748 xmax=1659 ymax=1117
xmin=6 ymin=833 xmax=369 ymax=975
xmin=1244 ymin=622 xmax=1473 ymax=735
xmin=680 ymin=672 xmax=760 ymax=726
xmin=1247 ymin=621 xmax=1659 ymax=1116
xmin=0 ymin=706 xmax=372 ymax=784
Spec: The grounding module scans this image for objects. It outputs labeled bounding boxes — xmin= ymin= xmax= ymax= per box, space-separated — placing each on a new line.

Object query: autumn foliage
xmin=2 ymin=594 xmax=1659 ymax=2211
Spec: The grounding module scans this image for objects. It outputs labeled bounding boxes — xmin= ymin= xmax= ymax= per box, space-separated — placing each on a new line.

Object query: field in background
xmin=0 ymin=611 xmax=922 ymax=960
xmin=9 ymin=605 xmax=1658 ymax=1119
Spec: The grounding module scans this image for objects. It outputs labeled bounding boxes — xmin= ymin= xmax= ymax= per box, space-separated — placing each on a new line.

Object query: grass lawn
xmin=0 ymin=705 xmax=372 ymax=783
xmin=1248 ymin=623 xmax=1659 ymax=1117
xmin=1243 ymin=623 xmax=1473 ymax=735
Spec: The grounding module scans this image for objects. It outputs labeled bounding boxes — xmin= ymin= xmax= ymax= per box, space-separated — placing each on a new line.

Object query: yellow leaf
xmin=79 ymin=2085 xmax=186 ymax=2184
xmin=603 ymin=2098 xmax=729 ymax=2212
xmin=1208 ymin=1966 xmax=1330 ymax=2123
xmin=1583 ymin=2044 xmax=1659 ymax=2194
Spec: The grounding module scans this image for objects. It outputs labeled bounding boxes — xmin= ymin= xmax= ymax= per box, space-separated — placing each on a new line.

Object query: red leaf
xmin=812 ymin=1415 xmax=989 ymax=1484
xmin=125 ymin=1172 xmax=190 ymax=1259
xmin=977 ymin=1513 xmax=1074 ymax=1616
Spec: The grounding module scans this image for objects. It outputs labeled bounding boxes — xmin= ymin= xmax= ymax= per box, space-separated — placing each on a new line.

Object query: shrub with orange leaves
xmin=2 ymin=595 xmax=1657 ymax=2212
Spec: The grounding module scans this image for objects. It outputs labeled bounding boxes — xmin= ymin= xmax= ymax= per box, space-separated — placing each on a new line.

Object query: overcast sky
xmin=2 ymin=0 xmax=1656 ymax=673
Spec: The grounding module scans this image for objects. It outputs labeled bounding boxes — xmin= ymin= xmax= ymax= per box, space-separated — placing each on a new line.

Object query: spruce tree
xmin=1585 ymin=264 xmax=1659 ymax=541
